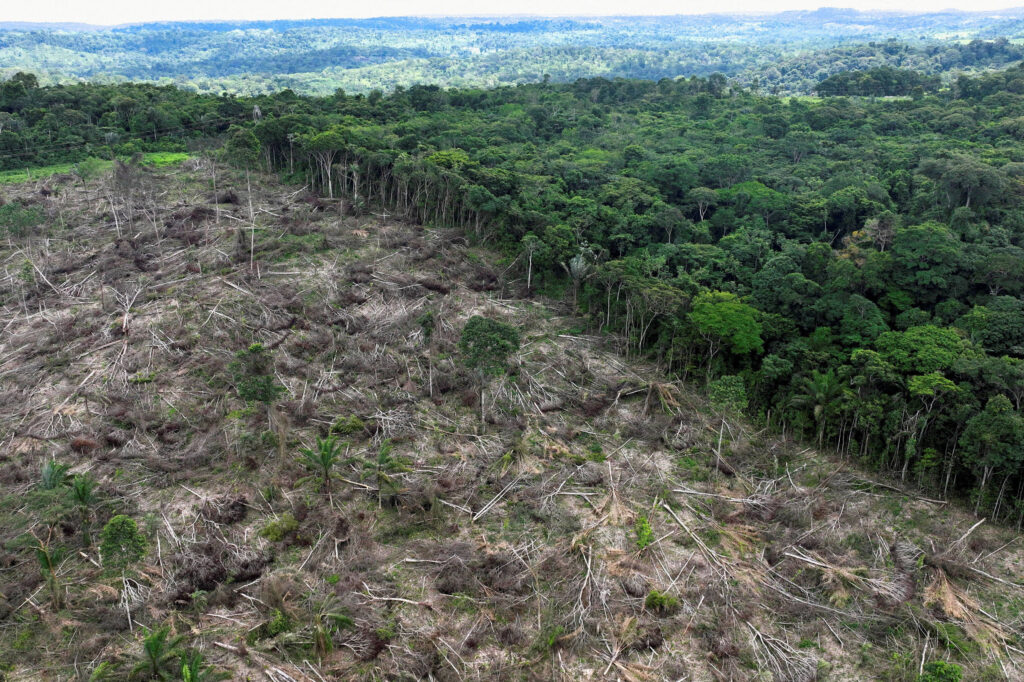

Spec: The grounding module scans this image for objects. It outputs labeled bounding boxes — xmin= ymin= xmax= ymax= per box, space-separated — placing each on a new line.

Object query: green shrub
xmin=919 ymin=661 xmax=962 ymax=682
xmin=259 ymin=512 xmax=298 ymax=542
xmin=229 ymin=343 xmax=285 ymax=406
xmin=99 ymin=515 xmax=147 ymax=568
xmin=458 ymin=316 xmax=520 ymax=376
xmin=708 ymin=374 xmax=748 ymax=413
xmin=331 ymin=415 xmax=365 ymax=435
xmin=634 ymin=515 xmax=654 ymax=551
xmin=644 ymin=590 xmax=679 ymax=613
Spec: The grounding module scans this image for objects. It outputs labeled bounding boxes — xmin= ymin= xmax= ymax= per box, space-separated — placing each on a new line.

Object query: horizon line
xmin=4 ymin=6 xmax=1024 ymax=30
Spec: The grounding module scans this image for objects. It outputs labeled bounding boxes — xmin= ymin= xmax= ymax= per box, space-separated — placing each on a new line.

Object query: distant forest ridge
xmin=1 ymin=10 xmax=1024 ymax=95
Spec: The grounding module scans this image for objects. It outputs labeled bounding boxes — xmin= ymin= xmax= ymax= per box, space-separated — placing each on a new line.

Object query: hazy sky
xmin=4 ymin=0 xmax=1024 ymax=26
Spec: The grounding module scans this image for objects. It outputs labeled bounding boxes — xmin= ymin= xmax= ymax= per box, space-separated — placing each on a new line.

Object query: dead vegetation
xmin=0 ymin=164 xmax=1022 ymax=681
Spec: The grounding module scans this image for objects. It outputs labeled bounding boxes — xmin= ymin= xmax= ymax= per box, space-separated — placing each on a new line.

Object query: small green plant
xmin=331 ymin=414 xmax=365 ymax=435
xmin=87 ymin=661 xmax=116 ymax=681
xmin=539 ymin=624 xmax=566 ymax=652
xmin=586 ymin=442 xmax=606 ymax=463
xmin=708 ymin=374 xmax=749 ymax=413
xmin=644 ymin=590 xmax=679 ymax=614
xmin=266 ymin=608 xmax=293 ymax=637
xmin=919 ymin=661 xmax=962 ymax=682
xmin=459 ymin=316 xmax=520 ymax=376
xmin=634 ymin=515 xmax=654 ymax=551
xmin=34 ymin=539 xmax=64 ymax=610
xmin=311 ymin=597 xmax=353 ymax=661
xmin=179 ymin=650 xmax=230 ymax=682
xmin=39 ymin=459 xmax=71 ymax=490
xmin=131 ymin=626 xmax=184 ymax=680
xmin=99 ymin=515 xmax=147 ymax=569
xmin=0 ymin=201 xmax=44 ymax=238
xmin=259 ymin=512 xmax=298 ymax=542
xmin=229 ymin=343 xmax=285 ymax=407
xmin=416 ymin=310 xmax=436 ymax=342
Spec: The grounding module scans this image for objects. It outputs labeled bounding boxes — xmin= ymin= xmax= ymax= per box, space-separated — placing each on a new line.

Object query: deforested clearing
xmin=0 ymin=160 xmax=1021 ymax=681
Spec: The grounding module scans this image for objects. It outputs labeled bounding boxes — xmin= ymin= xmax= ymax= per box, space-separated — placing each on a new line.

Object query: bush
xmin=0 ymin=202 xmax=44 ymax=239
xmin=229 ymin=343 xmax=285 ymax=406
xmin=100 ymin=515 xmax=148 ymax=568
xmin=644 ymin=590 xmax=680 ymax=613
xmin=708 ymin=374 xmax=748 ymax=413
xmin=634 ymin=515 xmax=654 ymax=551
xmin=458 ymin=316 xmax=520 ymax=376
xmin=259 ymin=512 xmax=298 ymax=542
xmin=331 ymin=415 xmax=365 ymax=435
xmin=919 ymin=661 xmax=962 ymax=682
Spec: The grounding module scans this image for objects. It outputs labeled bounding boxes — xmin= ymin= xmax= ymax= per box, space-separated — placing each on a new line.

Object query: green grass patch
xmin=0 ymin=153 xmax=190 ymax=185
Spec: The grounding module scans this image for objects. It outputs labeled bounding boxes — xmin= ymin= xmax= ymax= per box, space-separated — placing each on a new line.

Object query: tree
xmin=875 ymin=325 xmax=971 ymax=375
xmin=688 ymin=291 xmax=763 ymax=373
xmin=959 ymin=395 xmax=1024 ymax=515
xmin=70 ymin=474 xmax=100 ymax=547
xmin=790 ymin=369 xmax=846 ymax=448
xmin=458 ymin=316 xmax=521 ymax=421
xmin=364 ymin=440 xmax=408 ymax=508
xmin=229 ymin=343 xmax=285 ymax=412
xmin=686 ymin=187 xmax=718 ymax=221
xmin=224 ymin=125 xmax=261 ymax=170
xmin=299 ymin=435 xmax=344 ymax=500
xmin=889 ymin=222 xmax=963 ymax=305
xmin=917 ymin=154 xmax=1007 ymax=210
xmin=100 ymin=515 xmax=147 ymax=569
xmin=708 ymin=375 xmax=748 ymax=413
xmin=459 ymin=316 xmax=520 ymax=377
xmin=73 ymin=157 xmax=106 ymax=187
xmin=520 ymin=232 xmax=546 ymax=291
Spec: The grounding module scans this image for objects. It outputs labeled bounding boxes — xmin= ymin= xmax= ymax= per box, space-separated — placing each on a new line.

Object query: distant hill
xmin=0 ymin=10 xmax=1023 ymax=95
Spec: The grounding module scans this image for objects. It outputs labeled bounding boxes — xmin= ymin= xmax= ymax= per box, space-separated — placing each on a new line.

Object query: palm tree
xmin=364 ymin=440 xmax=408 ymax=508
xmin=790 ymin=369 xmax=845 ymax=449
xmin=70 ymin=474 xmax=100 ymax=546
xmin=298 ymin=435 xmax=344 ymax=500
xmin=131 ymin=626 xmax=184 ymax=680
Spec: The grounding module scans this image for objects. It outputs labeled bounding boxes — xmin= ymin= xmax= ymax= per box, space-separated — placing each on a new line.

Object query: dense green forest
xmin=3 ymin=63 xmax=1024 ymax=525
xmin=2 ymin=11 xmax=1024 ymax=94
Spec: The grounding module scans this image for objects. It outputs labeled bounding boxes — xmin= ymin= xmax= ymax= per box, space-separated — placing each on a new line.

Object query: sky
xmin=3 ymin=0 xmax=1024 ymax=26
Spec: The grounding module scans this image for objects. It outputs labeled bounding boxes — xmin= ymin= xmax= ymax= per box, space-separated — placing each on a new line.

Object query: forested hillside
xmin=2 ymin=11 xmax=1024 ymax=94
xmin=3 ymin=63 xmax=1024 ymax=680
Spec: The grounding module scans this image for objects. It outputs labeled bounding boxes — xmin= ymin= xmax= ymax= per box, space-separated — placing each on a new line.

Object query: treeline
xmin=4 ymin=70 xmax=1024 ymax=521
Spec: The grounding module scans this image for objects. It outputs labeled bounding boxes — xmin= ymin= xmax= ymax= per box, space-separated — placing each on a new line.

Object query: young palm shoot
xmin=132 ymin=626 xmax=184 ymax=681
xmin=299 ymin=435 xmax=344 ymax=502
xmin=34 ymin=538 xmax=64 ymax=610
xmin=40 ymin=459 xmax=71 ymax=490
xmin=179 ymin=650 xmax=230 ymax=682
